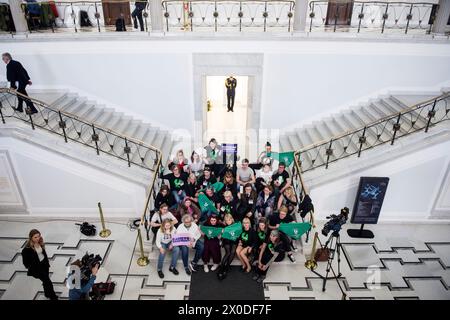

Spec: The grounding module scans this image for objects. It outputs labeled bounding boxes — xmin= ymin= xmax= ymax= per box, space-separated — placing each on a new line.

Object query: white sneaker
xmin=204 ymin=264 xmax=209 ymax=273
xmin=211 ymin=264 xmax=219 ymax=271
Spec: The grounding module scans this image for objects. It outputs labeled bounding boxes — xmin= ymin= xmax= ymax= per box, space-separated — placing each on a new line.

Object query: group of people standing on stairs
xmin=150 ymin=140 xmax=299 ymax=283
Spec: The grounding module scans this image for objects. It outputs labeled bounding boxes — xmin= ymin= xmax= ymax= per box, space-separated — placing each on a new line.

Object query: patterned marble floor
xmin=0 ymin=218 xmax=449 ymax=300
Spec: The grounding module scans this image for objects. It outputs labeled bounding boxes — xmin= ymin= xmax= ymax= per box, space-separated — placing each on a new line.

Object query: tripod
xmin=311 ymin=231 xmax=347 ymax=299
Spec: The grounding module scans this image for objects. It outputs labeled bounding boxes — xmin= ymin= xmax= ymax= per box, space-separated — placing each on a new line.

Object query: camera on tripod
xmin=321 ymin=207 xmax=349 ymax=237
xmin=80 ymin=252 xmax=102 ymax=281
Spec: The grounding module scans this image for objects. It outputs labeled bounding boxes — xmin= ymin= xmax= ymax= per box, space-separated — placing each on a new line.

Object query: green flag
xmin=212 ymin=181 xmax=224 ymax=192
xmin=198 ymin=193 xmax=218 ymax=214
xmin=279 ymin=222 xmax=311 ymax=240
xmin=276 ymin=151 xmax=295 ymax=166
xmin=221 ymin=222 xmax=242 ymax=241
xmin=200 ymin=225 xmax=223 ymax=239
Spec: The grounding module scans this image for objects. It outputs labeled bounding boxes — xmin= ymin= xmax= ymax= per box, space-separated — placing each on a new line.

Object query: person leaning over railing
xmin=155 ymin=219 xmax=179 ymax=279
xmin=2 ymin=52 xmax=38 ymax=114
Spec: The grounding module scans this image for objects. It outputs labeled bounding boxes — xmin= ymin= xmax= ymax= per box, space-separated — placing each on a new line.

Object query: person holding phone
xmin=22 ymin=229 xmax=58 ymax=300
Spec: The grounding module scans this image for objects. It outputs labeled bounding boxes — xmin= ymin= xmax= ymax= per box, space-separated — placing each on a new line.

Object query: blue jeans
xmin=157 ymin=242 xmax=178 ymax=271
xmin=172 ymin=190 xmax=187 ymax=204
xmin=174 ymin=240 xmax=205 ymax=269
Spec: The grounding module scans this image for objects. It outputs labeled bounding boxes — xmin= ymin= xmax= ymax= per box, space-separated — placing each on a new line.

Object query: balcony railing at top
xmin=162 ymin=0 xmax=296 ymax=32
xmin=308 ymin=1 xmax=437 ymax=34
xmin=19 ymin=1 xmax=152 ymax=33
xmin=296 ymin=92 xmax=450 ymax=174
xmin=0 ymin=88 xmax=162 ymax=240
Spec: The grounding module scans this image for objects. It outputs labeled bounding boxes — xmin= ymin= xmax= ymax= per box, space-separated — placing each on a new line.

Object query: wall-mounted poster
xmin=351 ymin=177 xmax=390 ymax=224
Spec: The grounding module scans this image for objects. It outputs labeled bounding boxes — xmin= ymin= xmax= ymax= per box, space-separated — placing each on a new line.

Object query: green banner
xmin=200 ymin=225 xmax=223 ymax=239
xmin=212 ymin=181 xmax=224 ymax=192
xmin=198 ymin=193 xmax=218 ymax=214
xmin=275 ymin=151 xmax=295 ymax=167
xmin=221 ymin=222 xmax=242 ymax=241
xmin=279 ymin=222 xmax=311 ymax=240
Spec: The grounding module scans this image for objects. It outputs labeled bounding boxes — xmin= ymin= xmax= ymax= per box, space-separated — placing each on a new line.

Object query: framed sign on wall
xmin=347 ymin=177 xmax=390 ymax=238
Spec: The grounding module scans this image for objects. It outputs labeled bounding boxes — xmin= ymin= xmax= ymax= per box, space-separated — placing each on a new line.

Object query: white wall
xmin=309 ymin=138 xmax=450 ymax=222
xmin=0 ymin=137 xmax=146 ymax=216
xmin=0 ymin=38 xmax=449 ymax=133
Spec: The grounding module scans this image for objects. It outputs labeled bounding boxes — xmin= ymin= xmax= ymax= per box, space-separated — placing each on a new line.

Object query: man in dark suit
xmin=2 ymin=52 xmax=38 ymax=114
xmin=225 ymin=75 xmax=237 ymax=112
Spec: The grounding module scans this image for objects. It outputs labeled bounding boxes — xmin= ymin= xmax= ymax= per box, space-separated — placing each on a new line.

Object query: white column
xmin=432 ymin=0 xmax=450 ymax=34
xmin=293 ymin=0 xmax=309 ymax=32
xmin=150 ymin=0 xmax=164 ymax=32
xmin=8 ymin=0 xmax=28 ymax=33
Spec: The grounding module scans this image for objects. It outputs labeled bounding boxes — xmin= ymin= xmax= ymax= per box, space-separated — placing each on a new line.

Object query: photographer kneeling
xmin=68 ymin=259 xmax=99 ymax=300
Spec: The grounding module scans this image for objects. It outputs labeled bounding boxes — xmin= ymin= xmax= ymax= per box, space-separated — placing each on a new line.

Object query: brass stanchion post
xmin=137 ymin=227 xmax=149 ymax=266
xmin=97 ymin=202 xmax=111 ymax=238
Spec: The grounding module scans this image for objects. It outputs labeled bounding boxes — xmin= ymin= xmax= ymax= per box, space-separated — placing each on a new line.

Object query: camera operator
xmin=68 ymin=260 xmax=99 ymax=300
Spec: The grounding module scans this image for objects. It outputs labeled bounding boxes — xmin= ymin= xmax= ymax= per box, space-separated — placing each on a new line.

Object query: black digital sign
xmin=351 ymin=177 xmax=389 ymax=225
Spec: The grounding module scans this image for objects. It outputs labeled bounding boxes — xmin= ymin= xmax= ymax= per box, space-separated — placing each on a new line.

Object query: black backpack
xmin=76 ymin=222 xmax=96 ymax=236
xmin=298 ymin=194 xmax=314 ymax=219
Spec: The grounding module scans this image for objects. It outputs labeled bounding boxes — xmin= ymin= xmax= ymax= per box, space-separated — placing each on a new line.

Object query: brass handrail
xmin=298 ymin=91 xmax=449 ymax=153
xmin=0 ymin=87 xmax=163 ymax=228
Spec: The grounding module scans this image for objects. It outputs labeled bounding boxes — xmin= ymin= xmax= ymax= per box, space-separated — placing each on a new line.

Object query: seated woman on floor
xmin=235 ymin=217 xmax=257 ymax=273
xmin=253 ymin=230 xmax=286 ymax=283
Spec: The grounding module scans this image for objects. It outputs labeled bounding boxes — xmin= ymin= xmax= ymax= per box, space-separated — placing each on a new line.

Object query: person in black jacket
xmin=235 ymin=217 xmax=257 ymax=273
xmin=154 ymin=185 xmax=176 ymax=211
xmin=237 ymin=183 xmax=257 ymax=223
xmin=161 ymin=165 xmax=188 ymax=205
xmin=21 ymin=229 xmax=58 ymax=300
xmin=132 ymin=0 xmax=148 ymax=31
xmin=2 ymin=53 xmax=38 ymax=114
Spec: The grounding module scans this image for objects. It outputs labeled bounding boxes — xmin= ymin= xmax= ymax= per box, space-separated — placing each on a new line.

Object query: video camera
xmin=321 ymin=207 xmax=349 ymax=237
xmin=80 ymin=252 xmax=102 ymax=282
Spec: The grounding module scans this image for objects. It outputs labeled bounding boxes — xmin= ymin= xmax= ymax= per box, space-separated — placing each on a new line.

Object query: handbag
xmin=314 ymin=248 xmax=330 ymax=262
xmin=76 ymin=222 xmax=96 ymax=236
